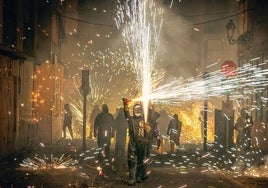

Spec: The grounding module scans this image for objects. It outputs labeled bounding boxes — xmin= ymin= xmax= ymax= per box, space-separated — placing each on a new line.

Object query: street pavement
xmin=0 ymin=138 xmax=268 ymax=188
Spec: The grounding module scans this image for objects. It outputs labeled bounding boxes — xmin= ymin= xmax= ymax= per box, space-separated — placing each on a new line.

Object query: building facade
xmin=0 ymin=0 xmax=64 ymax=158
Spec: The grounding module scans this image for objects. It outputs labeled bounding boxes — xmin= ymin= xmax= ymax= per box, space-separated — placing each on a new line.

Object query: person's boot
xmin=128 ymin=178 xmax=136 ymax=186
xmin=127 ymin=168 xmax=136 ymax=186
xmin=136 ymin=176 xmax=143 ymax=183
xmin=141 ymin=165 xmax=148 ymax=181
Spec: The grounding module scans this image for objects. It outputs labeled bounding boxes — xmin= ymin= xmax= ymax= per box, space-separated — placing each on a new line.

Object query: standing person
xmin=114 ymin=107 xmax=128 ymax=177
xmin=89 ymin=105 xmax=101 ymax=139
xmin=234 ymin=108 xmax=253 ymax=152
xmin=167 ymin=114 xmax=182 ymax=153
xmin=244 ymin=113 xmax=253 ymax=150
xmin=122 ymin=98 xmax=160 ymax=186
xmin=234 ymin=108 xmax=253 ymax=171
xmin=62 ymin=103 xmax=74 ymax=140
xmin=94 ymin=104 xmax=114 ymax=162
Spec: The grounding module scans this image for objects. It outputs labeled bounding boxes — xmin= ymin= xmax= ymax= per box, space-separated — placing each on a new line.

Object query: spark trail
xmin=116 ymin=1 xmax=268 ymax=111
xmin=116 ymin=0 xmax=163 ymax=121
xmin=149 ymin=63 xmax=268 ymax=105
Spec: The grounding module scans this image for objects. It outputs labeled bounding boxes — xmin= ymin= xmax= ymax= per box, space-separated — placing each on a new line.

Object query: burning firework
xmin=116 ymin=0 xmax=164 ymax=121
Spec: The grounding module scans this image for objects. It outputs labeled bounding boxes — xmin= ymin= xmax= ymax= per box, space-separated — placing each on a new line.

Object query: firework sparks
xmin=20 ymin=154 xmax=77 ymax=170
xmin=146 ymin=62 xmax=268 ymax=106
xmin=116 ymin=0 xmax=268 ymax=122
xmin=116 ymin=0 xmax=163 ymax=121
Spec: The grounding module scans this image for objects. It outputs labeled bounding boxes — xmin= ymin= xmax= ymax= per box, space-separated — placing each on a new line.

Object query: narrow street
xmin=1 ymin=1 xmax=268 ymax=187
xmin=0 ymin=139 xmax=267 ymax=188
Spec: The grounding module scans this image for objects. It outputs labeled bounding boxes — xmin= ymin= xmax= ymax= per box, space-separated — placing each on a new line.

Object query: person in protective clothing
xmin=94 ymin=104 xmax=114 ymax=162
xmin=167 ymin=114 xmax=182 ymax=153
xmin=122 ymin=98 xmax=161 ymax=186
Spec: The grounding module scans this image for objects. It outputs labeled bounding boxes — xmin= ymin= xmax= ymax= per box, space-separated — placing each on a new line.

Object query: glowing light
xmin=116 ymin=0 xmax=163 ymax=121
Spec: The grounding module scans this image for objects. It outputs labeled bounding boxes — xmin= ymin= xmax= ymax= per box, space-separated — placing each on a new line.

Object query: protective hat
xmin=133 ymin=103 xmax=143 ymax=118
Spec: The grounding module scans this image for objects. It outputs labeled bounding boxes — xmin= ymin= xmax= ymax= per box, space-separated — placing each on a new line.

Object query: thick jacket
xmin=94 ymin=111 xmax=114 ymax=144
xmin=167 ymin=118 xmax=182 ymax=143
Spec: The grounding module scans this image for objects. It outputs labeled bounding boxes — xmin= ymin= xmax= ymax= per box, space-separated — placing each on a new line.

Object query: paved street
xmin=0 ymin=139 xmax=268 ymax=188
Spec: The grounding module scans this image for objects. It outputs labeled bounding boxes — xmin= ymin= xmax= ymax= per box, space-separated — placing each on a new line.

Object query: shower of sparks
xmin=20 ymin=154 xmax=77 ymax=170
xmin=147 ymin=63 xmax=268 ymax=105
xmin=115 ymin=0 xmax=268 ymax=122
xmin=90 ymin=4 xmax=268 ymax=181
xmin=69 ymin=82 xmax=111 ymax=136
xmin=67 ymin=48 xmax=166 ymax=134
xmin=243 ymin=155 xmax=268 ymax=177
xmin=62 ymin=1 xmax=268 ymax=180
xmin=115 ymin=1 xmax=268 ymax=115
xmin=116 ymin=0 xmax=164 ymax=121
xmin=114 ymin=0 xmax=268 ymax=159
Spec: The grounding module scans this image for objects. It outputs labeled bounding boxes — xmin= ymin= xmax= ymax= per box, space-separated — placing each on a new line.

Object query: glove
xmin=144 ymin=122 xmax=151 ymax=134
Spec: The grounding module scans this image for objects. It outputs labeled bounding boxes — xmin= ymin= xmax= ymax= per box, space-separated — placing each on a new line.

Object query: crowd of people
xmin=61 ymin=101 xmax=253 ymax=186
xmin=91 ymin=100 xmax=185 ymax=186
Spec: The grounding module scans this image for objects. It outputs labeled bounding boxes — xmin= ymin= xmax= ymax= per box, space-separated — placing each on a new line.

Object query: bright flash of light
xmin=20 ymin=154 xmax=77 ymax=170
xmin=116 ymin=0 xmax=163 ymax=121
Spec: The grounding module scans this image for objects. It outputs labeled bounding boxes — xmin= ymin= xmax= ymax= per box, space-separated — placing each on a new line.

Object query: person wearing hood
xmin=94 ymin=104 xmax=115 ymax=162
xmin=167 ymin=114 xmax=182 ymax=153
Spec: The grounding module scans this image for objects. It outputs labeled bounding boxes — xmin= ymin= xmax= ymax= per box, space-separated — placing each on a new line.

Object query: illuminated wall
xmin=34 ymin=62 xmax=64 ymax=144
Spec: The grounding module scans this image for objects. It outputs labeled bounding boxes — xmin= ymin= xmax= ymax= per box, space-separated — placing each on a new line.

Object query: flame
xmin=159 ymin=102 xmax=214 ymax=144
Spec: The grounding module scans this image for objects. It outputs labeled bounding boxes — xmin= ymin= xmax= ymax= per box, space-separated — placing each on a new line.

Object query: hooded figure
xmin=167 ymin=114 xmax=182 ymax=153
xmin=94 ymin=104 xmax=114 ymax=161
xmin=234 ymin=108 xmax=253 ymax=151
xmin=89 ymin=105 xmax=101 ymax=138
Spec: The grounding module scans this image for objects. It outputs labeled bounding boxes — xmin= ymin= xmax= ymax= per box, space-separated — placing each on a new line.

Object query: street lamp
xmin=225 ymin=19 xmax=250 ymax=48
